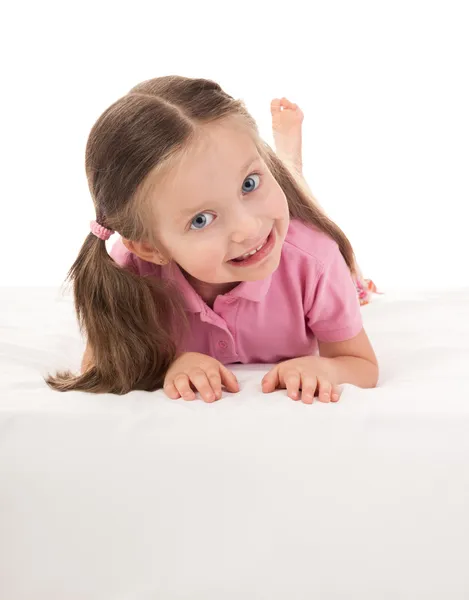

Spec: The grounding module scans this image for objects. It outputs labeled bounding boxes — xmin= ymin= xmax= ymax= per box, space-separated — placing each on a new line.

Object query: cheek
xmin=267 ymin=185 xmax=290 ymax=240
xmin=264 ymin=179 xmax=288 ymax=217
xmin=171 ymin=238 xmax=226 ymax=278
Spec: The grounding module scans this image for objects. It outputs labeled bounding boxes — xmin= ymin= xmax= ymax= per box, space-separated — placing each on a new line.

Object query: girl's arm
xmin=318 ymin=328 xmax=379 ymax=388
xmin=262 ymin=328 xmax=379 ymax=400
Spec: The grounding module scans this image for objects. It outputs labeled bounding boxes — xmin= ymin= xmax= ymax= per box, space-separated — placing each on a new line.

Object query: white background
xmin=2 ymin=0 xmax=468 ymax=289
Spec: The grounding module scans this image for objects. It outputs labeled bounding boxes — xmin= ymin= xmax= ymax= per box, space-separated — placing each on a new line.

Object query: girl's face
xmin=150 ymin=119 xmax=290 ymax=287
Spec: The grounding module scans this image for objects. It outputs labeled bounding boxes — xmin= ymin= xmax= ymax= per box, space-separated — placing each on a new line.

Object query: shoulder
xmin=282 ymin=218 xmax=342 ymax=272
xmin=109 ymin=238 xmax=133 ymax=268
xmin=109 ymin=238 xmax=160 ymax=277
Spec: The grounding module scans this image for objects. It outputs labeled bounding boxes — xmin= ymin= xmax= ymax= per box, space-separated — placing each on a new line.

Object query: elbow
xmin=367 ymin=360 xmax=379 ymax=388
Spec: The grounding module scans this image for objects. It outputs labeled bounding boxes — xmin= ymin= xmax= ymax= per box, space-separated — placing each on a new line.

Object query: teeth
xmin=231 ymin=237 xmax=269 ymax=262
xmin=237 ymin=239 xmax=267 ymax=260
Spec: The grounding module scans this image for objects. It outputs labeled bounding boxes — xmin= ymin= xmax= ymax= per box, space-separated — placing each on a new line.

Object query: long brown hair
xmin=46 ymin=75 xmax=358 ymax=395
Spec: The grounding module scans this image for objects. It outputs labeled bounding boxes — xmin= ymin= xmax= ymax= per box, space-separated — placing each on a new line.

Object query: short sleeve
xmin=109 ymin=238 xmax=134 ymax=268
xmin=109 ymin=238 xmax=162 ymax=279
xmin=306 ymin=245 xmax=363 ymax=343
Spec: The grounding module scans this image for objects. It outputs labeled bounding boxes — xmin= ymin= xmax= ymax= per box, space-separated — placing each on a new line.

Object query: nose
xmin=230 ymin=212 xmax=263 ymax=244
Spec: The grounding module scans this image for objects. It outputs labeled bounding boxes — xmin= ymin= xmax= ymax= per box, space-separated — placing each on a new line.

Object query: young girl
xmin=47 ymin=75 xmax=379 ymax=403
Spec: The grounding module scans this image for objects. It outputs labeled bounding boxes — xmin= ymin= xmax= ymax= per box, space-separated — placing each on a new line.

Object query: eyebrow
xmin=178 ymin=155 xmax=260 ymax=219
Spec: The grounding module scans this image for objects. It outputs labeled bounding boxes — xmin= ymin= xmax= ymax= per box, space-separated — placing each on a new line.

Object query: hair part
xmin=46 ymin=75 xmax=357 ymax=395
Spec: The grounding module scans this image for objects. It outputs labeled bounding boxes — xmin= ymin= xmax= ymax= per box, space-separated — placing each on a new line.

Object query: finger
xmin=300 ymin=375 xmax=318 ymax=404
xmin=163 ymin=380 xmax=181 ymax=400
xmin=219 ymin=364 xmax=240 ymax=393
xmin=261 ymin=366 xmax=280 ymax=393
xmin=317 ymin=377 xmax=332 ymax=403
xmin=331 ymin=384 xmax=342 ymax=402
xmin=189 ymin=370 xmax=216 ymax=403
xmin=174 ymin=374 xmax=196 ymax=401
xmin=284 ymin=370 xmax=301 ymax=400
xmin=206 ymin=369 xmax=223 ymax=400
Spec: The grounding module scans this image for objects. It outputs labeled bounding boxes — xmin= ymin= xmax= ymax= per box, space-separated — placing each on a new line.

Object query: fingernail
xmin=183 ymin=392 xmax=193 ymax=400
xmin=332 ymin=393 xmax=339 ymax=402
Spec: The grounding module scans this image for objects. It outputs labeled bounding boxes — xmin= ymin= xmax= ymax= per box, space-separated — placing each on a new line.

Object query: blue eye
xmin=242 ymin=173 xmax=261 ymax=194
xmin=190 ymin=212 xmax=215 ymax=230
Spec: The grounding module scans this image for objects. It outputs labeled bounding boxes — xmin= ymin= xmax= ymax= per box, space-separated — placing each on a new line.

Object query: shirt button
xmin=218 ymin=340 xmax=228 ymax=349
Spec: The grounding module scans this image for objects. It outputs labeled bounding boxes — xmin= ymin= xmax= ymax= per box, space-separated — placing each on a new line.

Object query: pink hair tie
xmin=90 ymin=220 xmax=114 ymax=241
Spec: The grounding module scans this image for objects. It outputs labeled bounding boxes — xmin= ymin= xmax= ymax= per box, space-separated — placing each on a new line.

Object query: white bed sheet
xmin=1 ymin=287 xmax=469 ymax=599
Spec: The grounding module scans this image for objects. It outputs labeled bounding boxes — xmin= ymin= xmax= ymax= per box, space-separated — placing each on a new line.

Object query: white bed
xmin=1 ymin=286 xmax=469 ymax=599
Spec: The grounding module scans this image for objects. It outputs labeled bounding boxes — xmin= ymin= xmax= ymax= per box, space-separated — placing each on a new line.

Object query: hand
xmin=163 ymin=352 xmax=239 ymax=403
xmin=261 ymin=356 xmax=341 ymax=404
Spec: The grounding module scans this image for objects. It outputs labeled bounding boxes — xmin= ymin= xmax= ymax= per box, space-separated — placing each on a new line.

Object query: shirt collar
xmin=228 ymin=275 xmax=272 ymax=302
xmin=160 ymin=262 xmax=272 ymax=313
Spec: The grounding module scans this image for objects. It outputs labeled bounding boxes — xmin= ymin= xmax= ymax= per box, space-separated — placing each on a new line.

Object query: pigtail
xmin=46 ymin=234 xmax=186 ymax=394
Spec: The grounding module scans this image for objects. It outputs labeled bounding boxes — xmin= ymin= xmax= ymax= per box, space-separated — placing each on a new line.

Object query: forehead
xmin=153 ymin=120 xmax=260 ymax=212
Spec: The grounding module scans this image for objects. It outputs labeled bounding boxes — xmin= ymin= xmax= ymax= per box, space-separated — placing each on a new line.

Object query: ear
xmin=121 ymin=238 xmax=168 ymax=265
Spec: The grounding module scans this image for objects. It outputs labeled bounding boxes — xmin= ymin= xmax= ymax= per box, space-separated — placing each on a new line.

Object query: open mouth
xmin=228 ymin=229 xmax=275 ymax=267
xmin=231 ymin=236 xmax=269 ymax=262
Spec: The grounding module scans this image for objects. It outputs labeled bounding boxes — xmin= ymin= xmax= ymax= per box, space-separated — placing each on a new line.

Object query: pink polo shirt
xmin=109 ymin=219 xmax=363 ymax=364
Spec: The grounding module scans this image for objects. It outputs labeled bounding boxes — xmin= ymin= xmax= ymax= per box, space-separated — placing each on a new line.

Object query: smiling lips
xmin=227 ymin=229 xmax=276 ymax=267
xmin=231 ymin=235 xmax=269 ymax=262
